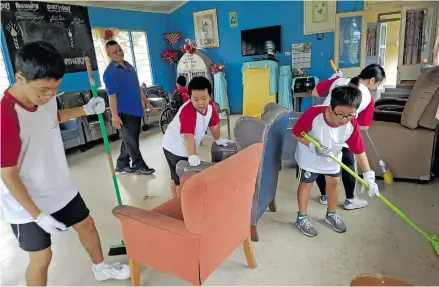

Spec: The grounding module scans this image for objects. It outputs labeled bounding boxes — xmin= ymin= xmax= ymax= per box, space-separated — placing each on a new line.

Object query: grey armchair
xmin=56 ymin=92 xmax=87 ymax=152
xmin=81 ymin=88 xmax=118 ymax=143
xmin=176 ymin=105 xmax=290 ymax=242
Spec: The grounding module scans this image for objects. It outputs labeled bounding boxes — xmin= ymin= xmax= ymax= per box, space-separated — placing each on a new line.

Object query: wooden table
xmin=293 ymin=92 xmax=314 ymax=112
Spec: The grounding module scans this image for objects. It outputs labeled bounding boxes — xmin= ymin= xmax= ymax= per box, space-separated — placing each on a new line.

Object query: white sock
xmin=93 ymin=261 xmax=106 ymax=272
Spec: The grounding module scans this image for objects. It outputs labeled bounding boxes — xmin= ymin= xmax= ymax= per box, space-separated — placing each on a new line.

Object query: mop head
xmin=431 ymin=234 xmax=439 ymax=257
xmin=108 ymin=242 xmax=127 ymax=256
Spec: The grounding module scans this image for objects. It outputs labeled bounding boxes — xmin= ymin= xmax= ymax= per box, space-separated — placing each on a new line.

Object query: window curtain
xmin=403 ymin=10 xmax=425 ymax=65
xmin=433 ymin=33 xmax=439 ymax=65
xmin=93 ymin=28 xmax=120 ymax=66
xmin=366 ymin=27 xmax=377 ymax=56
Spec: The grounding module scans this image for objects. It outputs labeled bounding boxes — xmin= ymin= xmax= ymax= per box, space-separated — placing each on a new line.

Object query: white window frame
xmin=91 ymin=29 xmax=154 ymax=88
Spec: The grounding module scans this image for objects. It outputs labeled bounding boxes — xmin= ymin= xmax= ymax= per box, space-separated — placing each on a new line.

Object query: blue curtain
xmin=213 ymin=72 xmax=230 ymax=119
xmin=278 ymin=65 xmax=293 ymax=110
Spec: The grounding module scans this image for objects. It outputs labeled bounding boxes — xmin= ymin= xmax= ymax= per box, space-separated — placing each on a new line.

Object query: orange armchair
xmin=113 ymin=143 xmax=263 ymax=286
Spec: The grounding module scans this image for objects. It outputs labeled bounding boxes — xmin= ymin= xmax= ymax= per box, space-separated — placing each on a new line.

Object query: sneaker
xmin=344 ymin=196 xmax=368 ymax=210
xmin=134 ymin=165 xmax=155 ymax=175
xmin=325 ymin=212 xmax=347 ymax=233
xmin=295 ymin=214 xmax=318 ymax=237
xmin=319 ymin=195 xmax=328 ymax=205
xmin=93 ymin=262 xmax=131 ymax=281
xmin=115 ymin=166 xmax=134 ymax=174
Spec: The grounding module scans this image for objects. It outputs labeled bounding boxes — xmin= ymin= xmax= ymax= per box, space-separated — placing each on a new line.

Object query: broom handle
xmin=329 ymin=60 xmax=338 ymax=72
xmin=301 ymin=132 xmax=434 ymax=243
xmin=364 ymin=130 xmax=382 ymax=160
xmin=85 ymin=57 xmax=122 ymax=206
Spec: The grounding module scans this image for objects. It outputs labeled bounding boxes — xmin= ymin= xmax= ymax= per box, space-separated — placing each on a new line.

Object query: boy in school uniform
xmin=162 ymin=76 xmax=232 ymax=198
xmin=0 ymin=41 xmax=130 ymax=286
xmin=173 ymin=75 xmax=189 ymax=102
xmin=291 ymin=85 xmax=380 ymax=237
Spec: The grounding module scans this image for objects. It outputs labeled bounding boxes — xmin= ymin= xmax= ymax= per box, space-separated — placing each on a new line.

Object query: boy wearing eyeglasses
xmin=291 ymin=86 xmax=380 ymax=237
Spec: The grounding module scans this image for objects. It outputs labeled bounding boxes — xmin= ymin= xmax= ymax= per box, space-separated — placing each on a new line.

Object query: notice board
xmin=1 ymin=1 xmax=98 ymax=73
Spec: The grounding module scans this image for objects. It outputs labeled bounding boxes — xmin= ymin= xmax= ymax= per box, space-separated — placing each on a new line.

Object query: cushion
xmin=418 ymin=89 xmax=439 ymax=129
xmin=401 ymin=67 xmax=439 ymax=129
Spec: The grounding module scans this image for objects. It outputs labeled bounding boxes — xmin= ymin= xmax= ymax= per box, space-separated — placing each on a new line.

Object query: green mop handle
xmin=301 ymin=132 xmax=434 ymax=243
xmin=85 ymin=57 xmax=122 ymax=206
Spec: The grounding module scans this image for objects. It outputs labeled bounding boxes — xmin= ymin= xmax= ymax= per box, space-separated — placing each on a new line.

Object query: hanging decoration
xmin=180 ymin=38 xmax=197 ymax=54
xmin=94 ymin=28 xmax=120 ymax=41
xmin=212 ymin=63 xmax=226 ymax=74
xmin=161 ymin=50 xmax=182 ymax=65
xmin=163 ymin=32 xmax=182 ymax=47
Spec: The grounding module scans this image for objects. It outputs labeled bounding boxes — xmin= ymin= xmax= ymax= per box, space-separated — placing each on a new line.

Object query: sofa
xmin=363 ymin=66 xmax=439 ymax=181
xmin=56 ymin=92 xmax=87 ymax=152
xmin=112 ymin=144 xmax=263 ymax=286
xmin=81 ymin=88 xmax=118 ymax=143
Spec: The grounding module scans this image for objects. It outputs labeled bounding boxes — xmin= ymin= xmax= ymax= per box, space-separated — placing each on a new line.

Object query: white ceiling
xmin=41 ymin=0 xmax=187 ymax=14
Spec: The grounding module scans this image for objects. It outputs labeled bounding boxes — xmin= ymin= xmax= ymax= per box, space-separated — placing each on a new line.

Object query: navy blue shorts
xmin=296 ymin=166 xmax=340 ymax=183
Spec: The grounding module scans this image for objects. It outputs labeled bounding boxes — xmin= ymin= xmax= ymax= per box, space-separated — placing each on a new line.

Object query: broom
xmin=302 ymin=132 xmax=439 ymax=257
xmin=328 ymin=59 xmax=393 ymax=184
xmin=85 ymin=57 xmax=126 ymax=256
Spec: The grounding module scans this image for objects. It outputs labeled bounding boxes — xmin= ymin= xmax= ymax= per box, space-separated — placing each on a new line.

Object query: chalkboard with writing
xmin=1 ymin=1 xmax=98 ymax=73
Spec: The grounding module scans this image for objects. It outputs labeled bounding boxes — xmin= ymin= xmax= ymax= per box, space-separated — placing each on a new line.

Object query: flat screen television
xmin=241 ymin=25 xmax=281 ymax=57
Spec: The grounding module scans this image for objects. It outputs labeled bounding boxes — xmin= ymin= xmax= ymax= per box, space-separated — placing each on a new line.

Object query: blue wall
xmin=169 ymin=0 xmax=364 ymax=113
xmin=1 ymin=6 xmax=173 ymax=93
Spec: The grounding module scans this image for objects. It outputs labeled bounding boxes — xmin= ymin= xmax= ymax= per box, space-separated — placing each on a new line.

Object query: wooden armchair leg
xmin=129 ymin=258 xmax=140 ymax=286
xmin=269 ymin=199 xmax=277 ymax=212
xmin=250 ymin=225 xmax=259 ymax=242
xmin=243 ymin=237 xmax=257 ymax=269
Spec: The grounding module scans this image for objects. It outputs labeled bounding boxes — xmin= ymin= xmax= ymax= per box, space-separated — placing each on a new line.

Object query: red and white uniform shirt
xmin=162 ymin=100 xmax=220 ymax=157
xmin=173 ymin=87 xmax=190 ymax=103
xmin=316 ymin=77 xmax=375 ymax=127
xmin=292 ymin=106 xmax=365 ymax=174
xmin=0 ymin=91 xmax=78 ymax=224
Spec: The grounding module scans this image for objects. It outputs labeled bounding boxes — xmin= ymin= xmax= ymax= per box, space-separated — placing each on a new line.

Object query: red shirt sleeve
xmin=1 ymin=97 xmax=21 ymax=167
xmin=179 ymin=103 xmax=197 ymax=135
xmin=316 ymin=77 xmax=340 ymax=97
xmin=208 ymin=101 xmax=220 ymax=127
xmin=292 ymin=106 xmax=326 ymax=138
xmin=357 ymin=97 xmax=375 ymax=127
xmin=346 ymin=118 xmax=365 ymax=154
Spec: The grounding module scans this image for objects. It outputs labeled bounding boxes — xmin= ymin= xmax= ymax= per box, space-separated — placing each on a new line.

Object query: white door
xmin=397 ymin=4 xmax=438 ymax=82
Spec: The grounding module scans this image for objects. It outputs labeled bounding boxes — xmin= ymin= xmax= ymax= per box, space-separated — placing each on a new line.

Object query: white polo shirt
xmin=162 ymin=100 xmax=220 ymax=157
xmin=0 ymin=90 xmax=78 ymax=224
xmin=292 ymin=106 xmax=365 ymax=174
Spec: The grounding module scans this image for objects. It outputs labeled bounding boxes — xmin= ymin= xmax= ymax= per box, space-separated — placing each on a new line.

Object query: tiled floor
xmin=1 ymin=118 xmax=439 ymax=286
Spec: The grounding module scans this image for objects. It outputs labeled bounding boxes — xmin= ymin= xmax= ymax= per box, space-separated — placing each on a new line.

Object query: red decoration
xmin=104 ymin=29 xmax=113 ymax=41
xmin=180 ymin=38 xmax=197 ymax=54
xmin=212 ymin=64 xmax=226 ymax=74
xmin=161 ymin=50 xmax=182 ymax=64
xmin=164 ymin=32 xmax=182 ymax=47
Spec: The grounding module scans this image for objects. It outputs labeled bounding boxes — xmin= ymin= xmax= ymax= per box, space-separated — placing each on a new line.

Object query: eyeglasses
xmin=333 ymin=110 xmax=356 ymax=120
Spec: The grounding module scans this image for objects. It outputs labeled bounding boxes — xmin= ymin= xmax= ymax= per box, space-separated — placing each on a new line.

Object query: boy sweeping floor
xmin=0 ymin=41 xmax=130 ymax=285
xmin=291 ymin=86 xmax=380 ymax=237
xmin=162 ymin=76 xmax=232 ymax=198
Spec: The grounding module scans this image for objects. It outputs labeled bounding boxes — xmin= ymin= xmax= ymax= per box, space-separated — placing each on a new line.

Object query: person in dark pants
xmin=104 ymin=40 xmax=156 ymax=175
xmin=312 ymin=64 xmax=386 ymax=210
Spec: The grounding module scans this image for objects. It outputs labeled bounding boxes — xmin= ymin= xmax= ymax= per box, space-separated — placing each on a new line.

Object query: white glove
xmin=215 ymin=138 xmax=233 ymax=146
xmin=309 ymin=142 xmax=332 ymax=158
xmin=83 ymin=97 xmax=106 ymax=115
xmin=35 ymin=213 xmax=67 ymax=235
xmin=329 ymin=70 xmax=343 ymax=79
xmin=188 ymin=155 xmax=202 ymax=167
xmin=361 ymin=171 xmax=380 ymax=197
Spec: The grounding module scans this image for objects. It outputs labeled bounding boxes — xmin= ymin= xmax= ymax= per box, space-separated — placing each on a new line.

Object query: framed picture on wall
xmin=229 ymin=11 xmax=238 ymax=27
xmin=193 ymin=9 xmax=220 ymax=48
xmin=304 ymin=0 xmax=336 ymax=35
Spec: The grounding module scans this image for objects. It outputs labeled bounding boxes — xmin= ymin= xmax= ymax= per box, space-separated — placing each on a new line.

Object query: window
xmin=92 ymin=29 xmax=153 ymax=88
xmin=0 ymin=47 xmax=10 ymax=94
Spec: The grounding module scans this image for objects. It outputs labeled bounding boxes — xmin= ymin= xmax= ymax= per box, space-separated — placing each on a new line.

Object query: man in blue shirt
xmin=103 ymin=40 xmax=155 ymax=175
